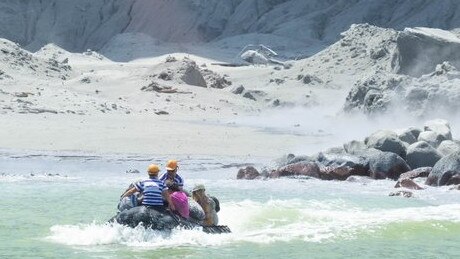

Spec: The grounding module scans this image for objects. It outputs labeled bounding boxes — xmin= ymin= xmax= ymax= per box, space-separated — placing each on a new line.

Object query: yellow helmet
xmin=165 ymin=160 xmax=178 ymax=171
xmin=147 ymin=164 xmax=160 ymax=175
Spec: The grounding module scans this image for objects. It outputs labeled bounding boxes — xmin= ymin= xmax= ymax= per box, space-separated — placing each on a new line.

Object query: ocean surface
xmin=1 ymin=150 xmax=459 ymax=259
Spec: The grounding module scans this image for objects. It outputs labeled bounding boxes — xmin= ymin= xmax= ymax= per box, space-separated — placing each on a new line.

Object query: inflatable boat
xmin=112 ymin=194 xmax=231 ymax=234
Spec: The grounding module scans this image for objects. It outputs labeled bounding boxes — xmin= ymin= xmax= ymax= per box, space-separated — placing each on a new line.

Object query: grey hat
xmin=192 ymin=184 xmax=205 ymax=192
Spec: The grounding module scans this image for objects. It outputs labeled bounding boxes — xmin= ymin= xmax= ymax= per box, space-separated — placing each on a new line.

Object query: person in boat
xmin=159 ymin=160 xmax=184 ymax=192
xmin=118 ymin=181 xmax=142 ymax=211
xmin=167 ymin=182 xmax=190 ymax=219
xmin=121 ymin=164 xmax=175 ymax=212
xmin=192 ymin=184 xmax=218 ymax=226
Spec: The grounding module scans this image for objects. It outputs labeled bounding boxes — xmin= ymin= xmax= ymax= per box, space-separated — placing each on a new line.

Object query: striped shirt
xmin=159 ymin=172 xmax=184 ymax=187
xmin=135 ymin=178 xmax=167 ymax=206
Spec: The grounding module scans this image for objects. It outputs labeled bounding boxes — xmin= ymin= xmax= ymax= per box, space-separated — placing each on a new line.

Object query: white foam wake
xmin=46 ymin=199 xmax=460 ymax=248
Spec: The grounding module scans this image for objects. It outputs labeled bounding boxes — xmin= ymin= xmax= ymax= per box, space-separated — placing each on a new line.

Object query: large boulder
xmin=274 ymin=154 xmax=312 ymax=168
xmin=319 ymin=166 xmax=353 ymax=180
xmin=418 ymin=131 xmax=445 ymax=148
xmin=426 ymin=151 xmax=460 ymax=186
xmin=343 ymin=140 xmax=368 ymax=154
xmin=368 ymin=152 xmax=410 ymax=180
xmin=398 ymin=167 xmax=432 ymax=180
xmin=237 ymin=166 xmax=260 ymax=180
xmin=437 ymin=140 xmax=460 ymax=156
xmin=365 ymin=130 xmax=407 ymax=159
xmin=406 ymin=141 xmax=442 ymax=169
xmin=398 ymin=128 xmax=418 ymax=145
xmin=407 ymin=127 xmax=422 ymax=139
xmin=314 ymin=152 xmax=369 ymax=176
xmin=286 ymin=155 xmax=313 ymax=165
xmin=180 ymin=60 xmax=207 ymax=87
xmin=270 ymin=162 xmax=321 ymax=178
xmin=424 ymin=119 xmax=452 ymax=141
xmin=393 ymin=27 xmax=460 ymax=77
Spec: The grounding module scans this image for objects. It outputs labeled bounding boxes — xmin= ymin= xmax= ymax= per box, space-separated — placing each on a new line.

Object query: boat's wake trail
xmin=46 ymin=200 xmax=460 ymax=247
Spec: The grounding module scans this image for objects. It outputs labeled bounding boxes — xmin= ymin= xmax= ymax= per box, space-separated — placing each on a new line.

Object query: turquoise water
xmin=1 ymin=152 xmax=459 ymax=258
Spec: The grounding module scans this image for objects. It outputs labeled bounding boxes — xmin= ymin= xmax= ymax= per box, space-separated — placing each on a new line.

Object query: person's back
xmin=136 ymin=178 xmax=165 ymax=207
xmin=121 ymin=164 xmax=175 ymax=212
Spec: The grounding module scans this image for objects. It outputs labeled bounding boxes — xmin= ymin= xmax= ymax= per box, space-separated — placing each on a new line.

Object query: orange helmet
xmin=165 ymin=160 xmax=178 ymax=171
xmin=147 ymin=164 xmax=160 ymax=175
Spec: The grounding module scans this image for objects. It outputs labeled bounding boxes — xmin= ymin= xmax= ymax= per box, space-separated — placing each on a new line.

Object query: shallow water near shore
xmin=1 ymin=151 xmax=459 ymax=258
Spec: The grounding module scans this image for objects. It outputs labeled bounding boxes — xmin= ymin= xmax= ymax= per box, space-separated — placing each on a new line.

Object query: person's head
xmin=147 ymin=164 xmax=160 ymax=178
xmin=166 ymin=160 xmax=178 ymax=174
xmin=166 ymin=180 xmax=180 ymax=192
xmin=192 ymin=184 xmax=206 ymax=200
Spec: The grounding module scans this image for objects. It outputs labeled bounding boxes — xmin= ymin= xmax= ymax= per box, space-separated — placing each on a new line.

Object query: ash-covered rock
xmin=180 ymin=59 xmax=207 ymax=87
xmin=392 ymin=27 xmax=460 ymax=77
xmin=344 ymin=63 xmax=460 ymax=117
xmin=201 ymin=68 xmax=232 ymax=89
xmin=0 ymin=69 xmax=12 ymax=80
xmin=149 ymin=57 xmax=231 ymax=89
xmin=343 ymin=71 xmax=407 ymax=114
xmin=0 ymin=39 xmax=72 ymax=80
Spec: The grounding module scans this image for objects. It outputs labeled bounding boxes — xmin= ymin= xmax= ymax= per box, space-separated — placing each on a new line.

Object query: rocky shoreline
xmin=238 ymin=119 xmax=460 ymax=197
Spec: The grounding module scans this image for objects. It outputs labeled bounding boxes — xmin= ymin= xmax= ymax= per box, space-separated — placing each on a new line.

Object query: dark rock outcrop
xmin=365 ymin=130 xmax=407 ymax=159
xmin=368 ymin=152 xmax=410 ymax=180
xmin=406 ymin=141 xmax=442 ymax=169
xmin=407 ymin=127 xmax=422 ymax=139
xmin=426 ymin=151 xmax=460 ymax=186
xmin=398 ymin=128 xmax=418 ymax=145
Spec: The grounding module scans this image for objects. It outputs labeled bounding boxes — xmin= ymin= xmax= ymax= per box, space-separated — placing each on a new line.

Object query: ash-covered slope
xmin=341 ymin=26 xmax=460 ymax=118
xmin=3 ymin=0 xmax=460 ymax=55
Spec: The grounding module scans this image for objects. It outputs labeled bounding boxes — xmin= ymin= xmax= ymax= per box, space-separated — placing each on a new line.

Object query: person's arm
xmin=121 ymin=187 xmax=137 ymax=199
xmin=162 ymin=189 xmax=175 ymax=211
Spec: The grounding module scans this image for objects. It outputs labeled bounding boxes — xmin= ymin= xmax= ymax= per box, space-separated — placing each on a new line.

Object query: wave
xmin=46 ymin=200 xmax=460 ymax=248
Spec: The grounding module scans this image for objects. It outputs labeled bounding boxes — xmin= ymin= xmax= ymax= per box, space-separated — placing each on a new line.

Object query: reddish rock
xmin=237 ymin=166 xmax=260 ymax=180
xmin=394 ymin=178 xmax=424 ymax=190
xmin=319 ymin=166 xmax=354 ymax=180
xmin=398 ymin=167 xmax=432 ymax=180
xmin=270 ymin=162 xmax=321 ymax=178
